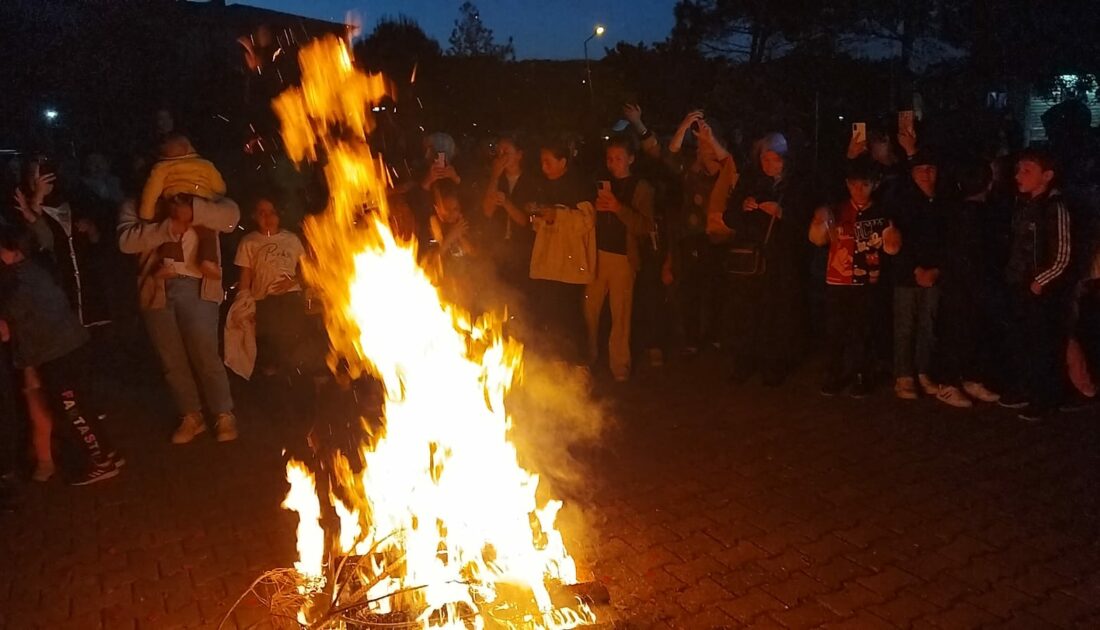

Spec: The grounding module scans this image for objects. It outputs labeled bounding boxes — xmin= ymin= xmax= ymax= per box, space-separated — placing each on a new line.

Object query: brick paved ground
xmin=2 ymin=348 xmax=1099 ymax=629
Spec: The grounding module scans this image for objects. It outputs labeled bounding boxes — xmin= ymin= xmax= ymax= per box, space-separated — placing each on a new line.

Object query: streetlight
xmin=584 ymin=25 xmax=606 ymax=106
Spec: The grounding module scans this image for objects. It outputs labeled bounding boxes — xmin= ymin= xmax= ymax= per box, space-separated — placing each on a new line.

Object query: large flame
xmin=274 ymin=37 xmax=594 ymax=629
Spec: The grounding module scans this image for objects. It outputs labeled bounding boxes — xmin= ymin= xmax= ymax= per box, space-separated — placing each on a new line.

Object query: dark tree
xmin=447 ymin=2 xmax=515 ymax=60
xmin=671 ymin=0 xmax=836 ymax=65
xmin=354 ymin=15 xmax=442 ymax=81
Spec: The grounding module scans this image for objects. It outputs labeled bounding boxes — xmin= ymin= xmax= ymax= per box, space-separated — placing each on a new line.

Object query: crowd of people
xmin=0 ymin=98 xmax=1098 ymax=508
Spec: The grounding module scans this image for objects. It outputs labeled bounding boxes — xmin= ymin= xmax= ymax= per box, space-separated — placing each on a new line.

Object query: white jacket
xmin=529 ymin=201 xmax=596 ymax=284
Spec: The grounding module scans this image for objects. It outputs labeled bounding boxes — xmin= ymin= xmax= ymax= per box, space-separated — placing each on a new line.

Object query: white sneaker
xmin=937 ymin=386 xmax=973 ymax=408
xmin=171 ymin=413 xmax=207 ymax=444
xmin=894 ymin=377 xmax=919 ymax=400
xmin=918 ymin=374 xmax=940 ymax=396
xmin=214 ymin=412 xmax=239 ymax=443
xmin=963 ymin=381 xmax=1000 ymax=403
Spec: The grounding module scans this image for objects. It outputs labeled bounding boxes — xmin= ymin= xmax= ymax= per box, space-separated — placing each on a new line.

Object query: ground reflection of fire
xmin=239 ymin=37 xmax=599 ymax=629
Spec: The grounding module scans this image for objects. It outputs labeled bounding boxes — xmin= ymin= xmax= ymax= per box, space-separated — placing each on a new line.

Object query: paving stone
xmin=3 ymin=354 xmax=1099 ymax=628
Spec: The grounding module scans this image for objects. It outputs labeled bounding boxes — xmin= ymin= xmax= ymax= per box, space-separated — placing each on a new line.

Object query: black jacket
xmin=1006 ymin=189 xmax=1072 ymax=291
xmin=891 ymin=186 xmax=947 ymax=288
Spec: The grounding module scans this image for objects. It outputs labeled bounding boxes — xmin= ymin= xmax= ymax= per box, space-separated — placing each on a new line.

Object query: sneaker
xmin=936 ymin=386 xmax=974 ymax=408
xmin=171 ymin=413 xmax=207 ymax=444
xmin=647 ymin=348 xmax=664 ymax=368
xmin=1059 ymin=395 xmax=1098 ymax=414
xmin=918 ymin=374 xmax=940 ymax=396
xmin=820 ymin=377 xmax=845 ymax=397
xmin=894 ymin=377 xmax=919 ymax=400
xmin=1018 ymin=406 xmax=1052 ymax=422
xmin=32 ymin=461 xmax=55 ymax=483
xmin=214 ymin=412 xmax=239 ymax=442
xmin=848 ymin=374 xmax=873 ymax=399
xmin=70 ymin=461 xmax=120 ymax=486
xmin=997 ymin=393 xmax=1030 ymax=409
xmin=963 ymin=382 xmax=1000 ymax=403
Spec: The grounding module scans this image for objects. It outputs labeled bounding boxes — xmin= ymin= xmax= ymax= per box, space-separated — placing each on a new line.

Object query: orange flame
xmin=274 ymin=37 xmax=594 ymax=628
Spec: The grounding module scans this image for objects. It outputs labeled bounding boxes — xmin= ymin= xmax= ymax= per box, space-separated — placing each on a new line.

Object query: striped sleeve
xmin=1034 ymin=200 xmax=1071 ymax=287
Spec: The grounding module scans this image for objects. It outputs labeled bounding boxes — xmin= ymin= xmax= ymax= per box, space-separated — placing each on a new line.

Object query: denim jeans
xmin=893 ymin=286 xmax=940 ymax=378
xmin=142 ymin=278 xmax=233 ymax=415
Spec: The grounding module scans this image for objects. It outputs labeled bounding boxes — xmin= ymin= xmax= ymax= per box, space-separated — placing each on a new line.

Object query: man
xmin=1002 ymin=149 xmax=1073 ymax=421
xmin=118 ymin=191 xmax=241 ymax=443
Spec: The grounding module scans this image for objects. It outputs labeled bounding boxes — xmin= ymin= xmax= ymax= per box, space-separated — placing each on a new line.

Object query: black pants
xmin=256 ymin=292 xmax=311 ymax=374
xmin=532 ymin=279 xmax=584 ymax=364
xmin=823 ymin=285 xmax=874 ymax=379
xmin=35 ymin=346 xmax=113 ymax=472
xmin=633 ymin=252 xmax=672 ymax=354
xmin=1079 ymin=286 xmax=1100 ymax=377
xmin=935 ymin=282 xmax=992 ymax=386
xmin=727 ymin=271 xmax=798 ymax=378
xmin=0 ymin=344 xmax=18 ymax=478
xmin=1007 ymin=287 xmax=1070 ymax=410
xmin=677 ymin=238 xmax=726 ymax=349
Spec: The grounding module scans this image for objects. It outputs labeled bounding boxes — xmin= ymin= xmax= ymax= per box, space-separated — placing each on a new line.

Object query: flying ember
xmin=269 ymin=36 xmax=597 ymax=629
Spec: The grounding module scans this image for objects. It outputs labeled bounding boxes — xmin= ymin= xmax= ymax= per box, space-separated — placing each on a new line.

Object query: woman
xmin=234 ymin=197 xmax=308 ymax=379
xmin=528 ymin=139 xmax=596 ymax=365
xmin=715 ymin=133 xmax=806 ymax=386
xmin=584 ymin=140 xmax=654 ymax=381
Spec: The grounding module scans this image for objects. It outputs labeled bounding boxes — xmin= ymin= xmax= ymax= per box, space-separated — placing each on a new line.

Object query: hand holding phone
xmin=898 ymin=110 xmax=915 ymax=136
xmin=851 ymin=122 xmax=867 ymax=144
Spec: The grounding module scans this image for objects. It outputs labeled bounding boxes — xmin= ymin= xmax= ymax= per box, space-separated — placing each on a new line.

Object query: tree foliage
xmin=354 ymin=15 xmax=442 ymax=82
xmin=447 ymin=2 xmax=515 ymax=61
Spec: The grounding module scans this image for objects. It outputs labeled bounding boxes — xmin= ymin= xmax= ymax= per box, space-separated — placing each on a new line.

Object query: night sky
xmin=236 ymin=0 xmax=677 ymax=60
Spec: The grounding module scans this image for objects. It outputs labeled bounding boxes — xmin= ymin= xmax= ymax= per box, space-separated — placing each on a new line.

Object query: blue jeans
xmin=894 ymin=286 xmax=940 ymax=379
xmin=142 ymin=278 xmax=233 ymax=415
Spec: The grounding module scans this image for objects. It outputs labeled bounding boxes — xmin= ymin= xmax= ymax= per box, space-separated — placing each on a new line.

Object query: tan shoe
xmin=918 ymin=373 xmax=940 ymax=396
xmin=963 ymin=381 xmax=1000 ymax=403
xmin=894 ymin=377 xmax=919 ymax=400
xmin=936 ymin=386 xmax=974 ymax=408
xmin=214 ymin=412 xmax=238 ymax=442
xmin=171 ymin=413 xmax=207 ymax=444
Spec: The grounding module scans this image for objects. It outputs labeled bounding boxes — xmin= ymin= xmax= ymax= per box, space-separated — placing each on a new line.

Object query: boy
xmin=0 ymin=224 xmax=120 ymax=485
xmin=810 ymin=158 xmax=901 ymax=397
xmin=1003 ymin=148 xmax=1073 ymax=420
xmin=139 ymin=133 xmax=226 ymax=278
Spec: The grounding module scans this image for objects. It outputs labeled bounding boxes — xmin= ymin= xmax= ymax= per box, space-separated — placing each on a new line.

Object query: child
xmin=1003 ymin=148 xmax=1073 ymax=421
xmin=0 ymin=224 xmax=121 ymax=485
xmin=138 ymin=133 xmax=226 ymax=278
xmin=810 ymin=158 xmax=901 ymax=397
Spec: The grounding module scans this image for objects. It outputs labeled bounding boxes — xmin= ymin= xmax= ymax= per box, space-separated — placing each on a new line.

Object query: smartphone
xmin=851 ymin=122 xmax=867 ymax=144
xmin=598 ymin=180 xmax=611 ymax=194
xmin=898 ymin=110 xmax=915 ymax=135
xmin=36 ymin=157 xmax=56 ymax=177
xmin=434 ymin=151 xmax=446 ymax=169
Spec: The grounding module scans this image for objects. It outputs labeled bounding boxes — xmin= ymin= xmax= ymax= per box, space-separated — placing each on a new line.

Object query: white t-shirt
xmin=234 ymin=230 xmax=305 ymax=299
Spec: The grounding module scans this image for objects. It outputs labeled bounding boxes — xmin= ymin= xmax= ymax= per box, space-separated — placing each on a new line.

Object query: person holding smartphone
xmin=481 ymin=134 xmax=538 ymax=298
xmin=584 ymin=140 xmax=655 ymax=382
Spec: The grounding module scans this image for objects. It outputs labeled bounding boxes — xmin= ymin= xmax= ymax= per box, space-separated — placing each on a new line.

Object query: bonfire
xmin=222 ymin=37 xmax=602 ymax=630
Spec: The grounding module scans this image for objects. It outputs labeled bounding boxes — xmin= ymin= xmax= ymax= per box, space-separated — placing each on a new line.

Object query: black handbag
xmin=723 ymin=213 xmax=776 ymax=276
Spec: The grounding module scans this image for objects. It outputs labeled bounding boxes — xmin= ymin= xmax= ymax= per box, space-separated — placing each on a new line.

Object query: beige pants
xmin=584 ymin=250 xmax=636 ymax=379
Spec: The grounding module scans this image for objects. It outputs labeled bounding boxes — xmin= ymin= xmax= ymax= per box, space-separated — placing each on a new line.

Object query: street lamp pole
xmin=584 ymin=25 xmax=605 ymax=107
